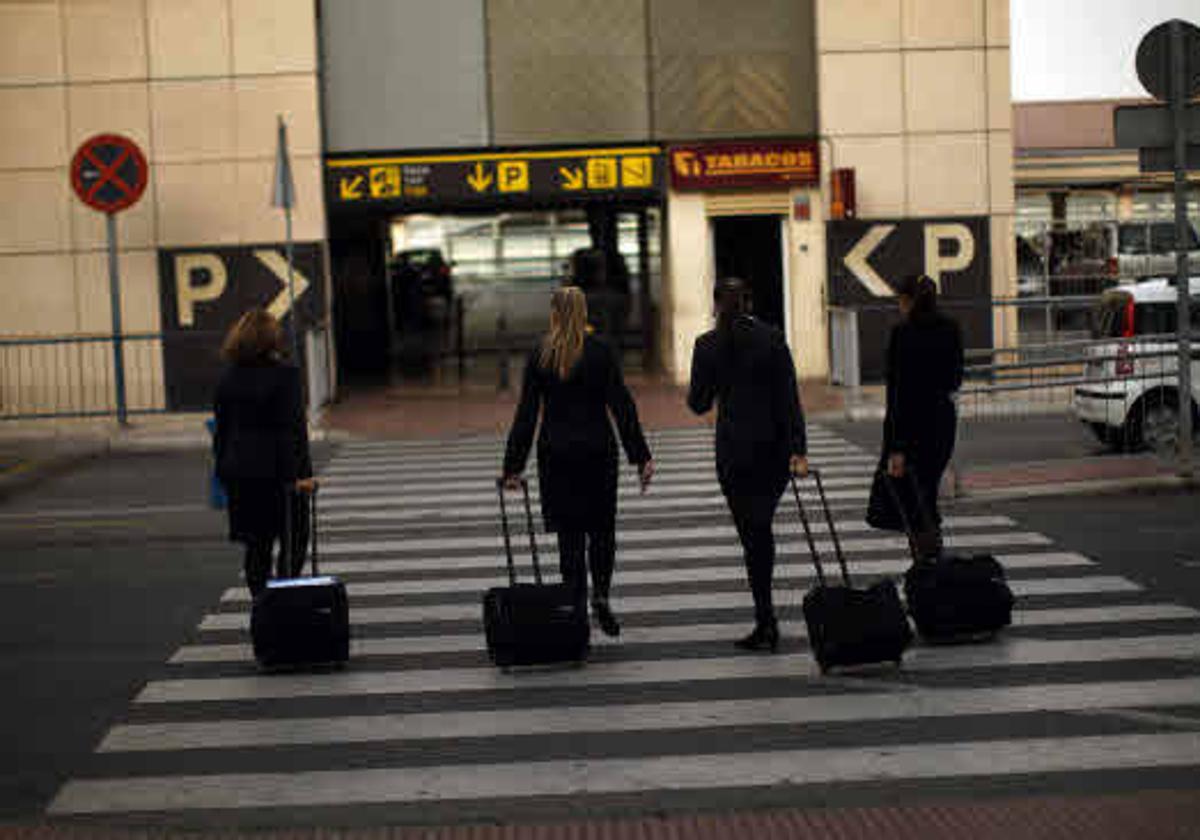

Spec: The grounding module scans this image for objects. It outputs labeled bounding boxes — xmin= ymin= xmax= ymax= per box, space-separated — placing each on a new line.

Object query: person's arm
xmin=502 ymin=352 xmax=542 ymax=480
xmin=948 ymin=318 xmax=965 ymax=393
xmin=773 ymin=336 xmax=807 ymax=460
xmin=280 ymin=366 xmax=312 ymax=484
xmin=687 ymin=337 xmax=715 ymax=415
xmin=604 ymin=349 xmax=652 ymax=469
xmin=882 ymin=327 xmax=899 ymax=454
xmin=212 ymin=376 xmax=228 ymax=481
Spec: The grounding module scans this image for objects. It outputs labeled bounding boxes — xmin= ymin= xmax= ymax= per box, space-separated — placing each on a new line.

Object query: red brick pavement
xmin=6 ymin=790 xmax=1200 ymax=839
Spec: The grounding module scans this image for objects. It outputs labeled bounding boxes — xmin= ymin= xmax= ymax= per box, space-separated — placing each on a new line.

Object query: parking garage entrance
xmin=324 ymin=145 xmax=665 ymax=389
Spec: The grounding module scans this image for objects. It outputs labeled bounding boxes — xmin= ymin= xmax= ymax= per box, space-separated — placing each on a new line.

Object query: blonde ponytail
xmin=539 ymin=286 xmax=588 ymax=379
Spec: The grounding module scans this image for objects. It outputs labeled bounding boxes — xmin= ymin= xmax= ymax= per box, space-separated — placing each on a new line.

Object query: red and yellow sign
xmin=669 ymin=140 xmax=819 ymax=191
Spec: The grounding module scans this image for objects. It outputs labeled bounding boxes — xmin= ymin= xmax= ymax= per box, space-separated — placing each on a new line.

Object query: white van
xmin=1073 ymin=277 xmax=1200 ymax=452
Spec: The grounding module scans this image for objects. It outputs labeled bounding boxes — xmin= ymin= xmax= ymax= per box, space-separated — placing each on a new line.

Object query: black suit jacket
xmin=504 ymin=336 xmax=650 ymax=531
xmin=688 ymin=316 xmax=807 ymax=489
xmin=213 ymin=361 xmax=312 ymax=485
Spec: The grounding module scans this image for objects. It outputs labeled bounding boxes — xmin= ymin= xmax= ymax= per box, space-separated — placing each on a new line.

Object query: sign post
xmin=272 ymin=116 xmax=300 ymax=365
xmin=1122 ymin=19 xmax=1200 ymax=477
xmin=70 ymin=134 xmax=149 ymax=426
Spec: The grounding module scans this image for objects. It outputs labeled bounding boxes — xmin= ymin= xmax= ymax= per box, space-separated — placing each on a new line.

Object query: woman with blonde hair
xmin=213 ymin=308 xmax=315 ymax=598
xmin=502 ymin=285 xmax=654 ymax=637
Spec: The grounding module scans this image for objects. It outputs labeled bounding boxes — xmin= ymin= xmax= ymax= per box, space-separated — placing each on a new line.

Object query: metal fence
xmin=0 ymin=329 xmax=332 ymax=422
xmin=0 ymin=333 xmax=169 ymax=421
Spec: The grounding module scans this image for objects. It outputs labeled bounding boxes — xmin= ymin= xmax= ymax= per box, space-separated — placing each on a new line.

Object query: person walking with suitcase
xmin=213 ymin=309 xmax=316 ymax=598
xmin=688 ymin=278 xmax=809 ymax=653
xmin=867 ymin=274 xmax=964 ymax=555
xmin=501 ymin=286 xmax=654 ymax=638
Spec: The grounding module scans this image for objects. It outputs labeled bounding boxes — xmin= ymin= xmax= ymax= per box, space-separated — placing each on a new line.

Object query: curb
xmin=952 ymin=473 xmax=1194 ymax=503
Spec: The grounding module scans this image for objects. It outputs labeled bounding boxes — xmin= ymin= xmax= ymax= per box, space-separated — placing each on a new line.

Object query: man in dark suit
xmin=688 ymin=278 xmax=808 ymax=652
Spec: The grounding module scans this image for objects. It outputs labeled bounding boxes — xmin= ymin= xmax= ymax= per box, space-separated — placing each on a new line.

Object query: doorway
xmin=712 ymin=215 xmax=785 ymax=330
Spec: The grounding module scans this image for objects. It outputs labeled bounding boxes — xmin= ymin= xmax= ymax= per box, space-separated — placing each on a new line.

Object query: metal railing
xmin=0 ymin=329 xmax=332 ymax=422
xmin=0 ymin=333 xmax=170 ymax=421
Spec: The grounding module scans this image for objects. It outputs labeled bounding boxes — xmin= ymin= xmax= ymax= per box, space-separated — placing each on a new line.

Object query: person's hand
xmin=887 ymin=452 xmax=906 ymax=478
xmin=295 ymin=477 xmax=318 ymax=494
xmin=501 ymin=473 xmax=523 ymax=491
xmin=789 ymin=455 xmax=809 ymax=478
xmin=638 ymin=459 xmax=656 ymax=493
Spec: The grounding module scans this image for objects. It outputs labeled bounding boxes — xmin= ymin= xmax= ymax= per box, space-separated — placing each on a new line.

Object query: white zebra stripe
xmin=98 ymin=677 xmax=1200 ymax=753
xmin=137 ymin=634 xmax=1198 ymax=704
xmin=199 ymin=576 xmax=1136 ymax=631
xmin=219 ymin=551 xmax=1088 ymax=603
xmin=169 ymin=604 xmax=1200 ymax=664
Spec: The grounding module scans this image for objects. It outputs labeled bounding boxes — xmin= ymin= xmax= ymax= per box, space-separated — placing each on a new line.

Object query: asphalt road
xmin=0 ymin=430 xmax=1196 ymax=830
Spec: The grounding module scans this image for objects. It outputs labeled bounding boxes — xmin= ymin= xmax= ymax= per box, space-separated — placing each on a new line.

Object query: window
xmin=1118 ymin=224 xmax=1148 ymax=255
xmin=1134 ymin=303 xmax=1176 ymax=336
xmin=1149 ymin=223 xmax=1200 ymax=253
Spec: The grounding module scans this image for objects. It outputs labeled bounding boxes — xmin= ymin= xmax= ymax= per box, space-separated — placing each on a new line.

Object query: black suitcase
xmin=884 ymin=471 xmax=1015 ymax=640
xmin=251 ymin=489 xmax=350 ymax=668
xmin=483 ymin=478 xmax=590 ymax=668
xmin=796 ymin=471 xmax=912 ymax=673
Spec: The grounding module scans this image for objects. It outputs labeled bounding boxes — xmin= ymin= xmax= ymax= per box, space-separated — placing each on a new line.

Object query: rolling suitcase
xmin=885 ymin=471 xmax=1015 ymax=640
xmin=796 ymin=471 xmax=912 ymax=673
xmin=251 ymin=488 xmax=350 ymax=668
xmin=483 ymin=478 xmax=590 ymax=668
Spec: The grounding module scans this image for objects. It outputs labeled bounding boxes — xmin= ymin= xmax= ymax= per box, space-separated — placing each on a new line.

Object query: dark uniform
xmin=688 ymin=315 xmax=807 ymax=627
xmin=875 ymin=310 xmax=964 ymax=532
xmin=213 ymin=361 xmax=312 ymax=596
xmin=504 ymin=336 xmax=651 ymax=607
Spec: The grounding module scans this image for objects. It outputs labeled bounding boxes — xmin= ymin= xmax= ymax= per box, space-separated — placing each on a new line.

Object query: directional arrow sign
xmin=339 ymin=175 xmax=364 ymax=201
xmin=559 ymin=166 xmax=584 ymax=190
xmin=843 ymin=224 xmax=896 ymax=296
xmin=466 ymin=162 xmax=493 ymax=192
xmin=256 ymin=249 xmax=311 ymax=321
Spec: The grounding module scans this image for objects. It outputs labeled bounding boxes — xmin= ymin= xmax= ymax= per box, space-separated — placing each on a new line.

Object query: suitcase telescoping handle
xmin=880 ymin=467 xmax=937 ymax=564
xmin=790 ymin=470 xmax=852 ymax=588
xmin=282 ymin=485 xmax=319 ymax=577
xmin=495 ymin=477 xmax=542 ymax=586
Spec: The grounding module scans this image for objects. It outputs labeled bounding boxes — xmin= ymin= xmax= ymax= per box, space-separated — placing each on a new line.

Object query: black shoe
xmin=735 ymin=622 xmax=779 ymax=653
xmin=592 ymin=599 xmax=621 ymax=638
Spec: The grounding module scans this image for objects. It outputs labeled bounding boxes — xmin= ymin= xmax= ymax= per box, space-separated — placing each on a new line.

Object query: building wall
xmin=0 ymin=0 xmax=326 ymax=412
xmin=817 ymin=0 xmax=1015 ymax=339
xmin=320 ymin=0 xmax=489 ymax=152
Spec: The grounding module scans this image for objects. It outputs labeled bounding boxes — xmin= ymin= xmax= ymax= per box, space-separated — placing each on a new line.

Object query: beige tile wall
xmin=0 ymin=0 xmax=326 ymax=351
xmin=818 ymin=0 xmax=1013 ymax=293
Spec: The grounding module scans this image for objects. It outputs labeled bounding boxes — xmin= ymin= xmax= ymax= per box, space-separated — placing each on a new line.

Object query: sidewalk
xmin=6 ymin=789 xmax=1199 ymax=839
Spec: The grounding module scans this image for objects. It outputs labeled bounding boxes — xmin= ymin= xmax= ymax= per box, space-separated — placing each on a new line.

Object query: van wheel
xmin=1125 ymin=393 xmax=1198 ymax=455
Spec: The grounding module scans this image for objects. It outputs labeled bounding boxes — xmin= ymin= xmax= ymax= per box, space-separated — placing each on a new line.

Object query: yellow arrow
xmin=339 ymin=174 xmax=365 ymax=200
xmin=255 ymin=249 xmax=312 ymax=321
xmin=466 ymin=162 xmax=493 ymax=192
xmin=559 ymin=166 xmax=584 ymax=190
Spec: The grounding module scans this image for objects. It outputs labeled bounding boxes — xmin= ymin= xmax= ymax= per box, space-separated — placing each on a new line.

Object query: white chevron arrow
xmin=256 ymin=249 xmax=311 ymax=320
xmin=844 ymin=224 xmax=895 ymax=297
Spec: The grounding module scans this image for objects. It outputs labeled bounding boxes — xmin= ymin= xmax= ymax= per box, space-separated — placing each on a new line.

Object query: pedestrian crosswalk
xmin=48 ymin=425 xmax=1200 ymax=822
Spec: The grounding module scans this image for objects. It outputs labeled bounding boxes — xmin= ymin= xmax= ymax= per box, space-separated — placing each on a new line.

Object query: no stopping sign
xmin=70 ymin=134 xmax=149 ymax=214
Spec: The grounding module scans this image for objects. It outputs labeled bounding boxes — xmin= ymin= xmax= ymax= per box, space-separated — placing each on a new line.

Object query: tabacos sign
xmin=669 ymin=140 xmax=819 ymax=191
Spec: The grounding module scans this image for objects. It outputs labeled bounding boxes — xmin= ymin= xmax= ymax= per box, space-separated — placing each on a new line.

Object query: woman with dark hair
xmin=869 ymin=274 xmax=964 ymax=551
xmin=502 ymin=286 xmax=655 ymax=638
xmin=688 ymin=278 xmax=808 ymax=652
xmin=213 ymin=309 xmax=315 ymax=598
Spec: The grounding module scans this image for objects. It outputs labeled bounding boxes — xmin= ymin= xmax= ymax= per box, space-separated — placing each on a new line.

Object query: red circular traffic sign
xmin=70 ymin=134 xmax=148 ymax=214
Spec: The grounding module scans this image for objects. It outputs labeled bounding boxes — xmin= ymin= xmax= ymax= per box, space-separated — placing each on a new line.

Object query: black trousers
xmin=556 ymin=528 xmax=616 ymax=609
xmin=242 ymin=494 xmax=310 ymax=597
xmin=724 ymin=481 xmax=786 ymax=627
